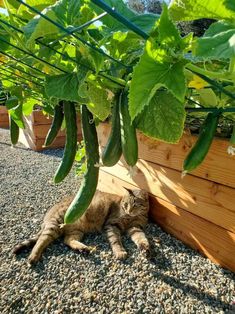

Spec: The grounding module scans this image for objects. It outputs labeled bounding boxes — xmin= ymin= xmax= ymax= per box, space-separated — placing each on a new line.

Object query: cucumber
xmin=119 ymin=90 xmax=138 ymax=167
xmin=64 ymin=105 xmax=99 ymax=224
xmin=183 ymin=111 xmax=220 ymax=172
xmin=10 ymin=117 xmax=19 ymax=145
xmin=53 ymin=101 xmax=77 ymax=183
xmin=229 ymin=124 xmax=235 ymax=145
xmin=44 ymin=102 xmax=64 ymax=147
xmin=101 ymin=93 xmax=122 ymax=166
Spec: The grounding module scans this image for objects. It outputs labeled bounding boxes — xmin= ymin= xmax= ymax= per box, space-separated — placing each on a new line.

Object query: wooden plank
xmin=0 ymin=106 xmax=9 ymax=128
xmin=31 ymin=110 xmax=51 ymax=125
xmin=97 ymin=123 xmax=235 ymax=188
xmin=100 ymin=160 xmax=235 ymax=233
xmin=0 ymin=106 xmax=8 ymax=114
xmin=150 ymin=197 xmax=235 ymax=273
xmin=34 ymin=137 xmax=66 ymax=151
xmin=33 ymin=124 xmax=66 ymax=139
xmin=98 ymin=171 xmax=235 ymax=272
xmin=19 ymin=127 xmax=82 ymax=151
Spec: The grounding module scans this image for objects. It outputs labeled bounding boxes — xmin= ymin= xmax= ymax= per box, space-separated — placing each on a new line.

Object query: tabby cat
xmin=13 ymin=188 xmax=150 ymax=264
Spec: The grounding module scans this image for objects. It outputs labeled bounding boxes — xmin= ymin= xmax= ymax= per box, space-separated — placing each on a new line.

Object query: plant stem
xmin=186 ymin=63 xmax=231 ymax=81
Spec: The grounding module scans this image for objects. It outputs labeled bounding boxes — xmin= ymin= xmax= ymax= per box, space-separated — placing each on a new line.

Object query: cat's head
xmin=121 ymin=188 xmax=149 ymax=216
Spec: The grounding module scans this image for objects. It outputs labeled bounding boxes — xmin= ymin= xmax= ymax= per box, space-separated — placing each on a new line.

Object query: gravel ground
xmin=0 ymin=128 xmax=234 ymax=314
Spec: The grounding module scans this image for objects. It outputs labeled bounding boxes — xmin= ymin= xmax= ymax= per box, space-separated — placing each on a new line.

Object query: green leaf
xmin=17 ymin=0 xmax=57 ymax=19
xmin=0 ymin=24 xmax=10 ymax=51
xmin=129 ymin=43 xmax=187 ymax=120
xmin=91 ymin=0 xmax=136 ymax=30
xmin=129 ymin=6 xmax=187 ymax=121
xmin=8 ymin=102 xmax=25 ymax=129
xmin=86 ymin=82 xmax=111 ymax=121
xmin=197 ymin=88 xmax=218 ymax=107
xmin=23 ymin=0 xmax=83 ymax=44
xmin=5 ymin=96 xmax=18 ymax=109
xmin=23 ymin=8 xmax=59 ymax=45
xmin=169 ymin=0 xmax=235 ymax=21
xmin=157 ymin=4 xmax=182 ymax=48
xmin=195 ymin=21 xmax=235 ymax=59
xmin=9 ymin=85 xmax=23 ymax=103
xmin=135 ymin=90 xmax=185 ymax=143
xmin=23 ymin=98 xmax=36 ymax=115
xmin=111 ymin=13 xmax=159 ymax=34
xmin=45 ymin=73 xmax=85 ymax=103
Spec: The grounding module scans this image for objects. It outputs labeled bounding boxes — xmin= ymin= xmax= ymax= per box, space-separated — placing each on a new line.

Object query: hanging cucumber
xmin=44 ymin=102 xmax=64 ymax=147
xmin=10 ymin=117 xmax=19 ymax=145
xmin=228 ymin=123 xmax=235 ymax=155
xmin=230 ymin=124 xmax=235 ymax=145
xmin=54 ymin=101 xmax=77 ymax=184
xmin=183 ymin=111 xmax=221 ymax=173
xmin=119 ymin=90 xmax=138 ymax=167
xmin=101 ymin=93 xmax=122 ymax=166
xmin=64 ymin=105 xmax=99 ymax=224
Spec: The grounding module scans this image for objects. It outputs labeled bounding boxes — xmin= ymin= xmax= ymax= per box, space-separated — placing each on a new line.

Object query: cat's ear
xmin=123 ymin=187 xmax=135 ymax=196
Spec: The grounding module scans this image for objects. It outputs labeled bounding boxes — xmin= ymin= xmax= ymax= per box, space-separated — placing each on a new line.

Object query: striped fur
xmin=13 ymin=189 xmax=149 ymax=264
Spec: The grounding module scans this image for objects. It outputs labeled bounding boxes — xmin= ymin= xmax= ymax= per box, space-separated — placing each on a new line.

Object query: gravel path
xmin=0 ymin=128 xmax=234 ymax=314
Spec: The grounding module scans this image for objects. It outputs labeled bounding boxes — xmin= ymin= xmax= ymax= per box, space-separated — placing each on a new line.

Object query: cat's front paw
xmin=114 ymin=250 xmax=127 ymax=260
xmin=28 ymin=253 xmax=40 ymax=264
xmin=138 ymin=242 xmax=150 ymax=257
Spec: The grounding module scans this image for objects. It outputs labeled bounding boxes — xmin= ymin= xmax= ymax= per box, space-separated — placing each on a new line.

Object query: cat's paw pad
xmin=114 ymin=250 xmax=127 ymax=260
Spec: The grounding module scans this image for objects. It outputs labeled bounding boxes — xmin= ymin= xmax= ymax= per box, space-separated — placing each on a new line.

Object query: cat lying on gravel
xmin=13 ymin=188 xmax=150 ymax=264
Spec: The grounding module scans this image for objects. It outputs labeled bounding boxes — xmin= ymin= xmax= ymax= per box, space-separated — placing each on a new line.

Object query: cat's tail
xmin=13 ymin=233 xmax=41 ymax=254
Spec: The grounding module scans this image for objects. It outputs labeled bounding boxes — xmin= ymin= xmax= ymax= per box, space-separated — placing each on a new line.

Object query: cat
xmin=13 ymin=188 xmax=150 ymax=264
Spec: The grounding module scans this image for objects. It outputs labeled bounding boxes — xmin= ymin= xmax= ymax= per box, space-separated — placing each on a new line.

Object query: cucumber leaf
xmin=45 ymin=73 xmax=86 ymax=103
xmin=169 ymin=0 xmax=235 ymax=22
xmin=129 ymin=44 xmax=187 ymax=120
xmin=86 ymin=82 xmax=111 ymax=121
xmin=7 ymin=100 xmax=25 ymax=129
xmin=195 ymin=21 xmax=235 ymax=59
xmin=23 ymin=0 xmax=83 ymax=45
xmin=129 ymin=5 xmax=187 ymax=121
xmin=23 ymin=98 xmax=37 ymax=116
xmin=135 ymin=90 xmax=185 ymax=143
xmin=90 ymin=0 xmax=136 ymax=30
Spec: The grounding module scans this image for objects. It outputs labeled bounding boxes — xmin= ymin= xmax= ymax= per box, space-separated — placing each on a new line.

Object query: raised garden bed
xmin=19 ymin=110 xmax=82 ymax=151
xmin=0 ymin=106 xmax=9 ymax=129
xmin=97 ymin=123 xmax=235 ymax=272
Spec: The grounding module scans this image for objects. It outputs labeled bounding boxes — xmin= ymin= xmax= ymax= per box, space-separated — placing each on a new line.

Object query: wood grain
xmin=19 ymin=111 xmax=82 ymax=151
xmin=0 ymin=106 xmax=9 ymax=128
xmin=97 ymin=123 xmax=235 ymax=188
xmin=98 ymin=170 xmax=235 ymax=272
xmin=100 ymin=160 xmax=235 ymax=233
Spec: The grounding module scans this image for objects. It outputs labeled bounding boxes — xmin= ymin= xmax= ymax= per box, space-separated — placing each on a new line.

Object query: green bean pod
xmin=44 ymin=102 xmax=64 ymax=147
xmin=183 ymin=111 xmax=221 ymax=172
xmin=53 ymin=101 xmax=77 ymax=183
xmin=119 ymin=90 xmax=138 ymax=167
xmin=64 ymin=105 xmax=99 ymax=224
xmin=101 ymin=93 xmax=122 ymax=167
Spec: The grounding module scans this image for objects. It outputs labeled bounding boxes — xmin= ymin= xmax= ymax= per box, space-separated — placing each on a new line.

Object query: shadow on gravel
xmin=0 ymin=141 xmax=30 ymax=151
xmin=152 ymin=269 xmax=232 ymax=312
xmin=37 ymin=148 xmax=63 ymax=158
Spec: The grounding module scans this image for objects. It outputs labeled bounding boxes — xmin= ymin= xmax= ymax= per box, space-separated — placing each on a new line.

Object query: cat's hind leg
xmin=105 ymin=224 xmax=127 ymax=260
xmin=28 ymin=221 xmax=62 ymax=264
xmin=64 ymin=231 xmax=94 ymax=253
xmin=128 ymin=226 xmax=150 ymax=256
